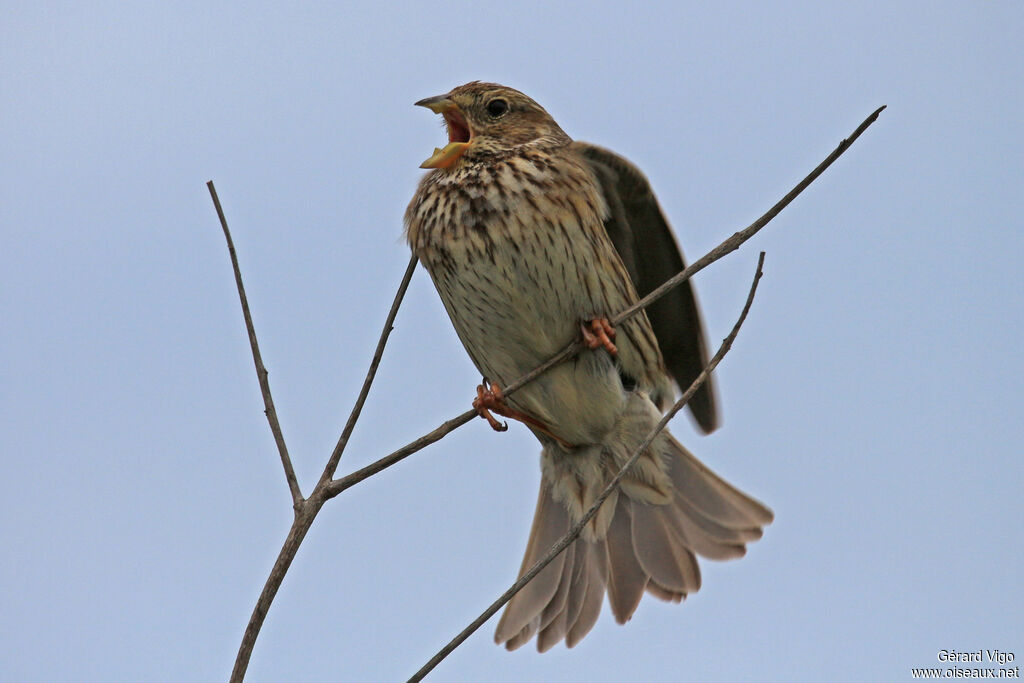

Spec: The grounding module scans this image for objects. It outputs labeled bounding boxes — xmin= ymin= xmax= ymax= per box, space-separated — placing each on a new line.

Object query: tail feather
xmin=565 ymin=540 xmax=605 ymax=648
xmin=631 ymin=501 xmax=701 ymax=594
xmin=562 ymin=538 xmax=590 ymax=633
xmin=669 ymin=490 xmax=761 ymax=560
xmin=504 ymin=621 xmax=536 ymax=651
xmin=538 ymin=539 xmax=574 ymax=630
xmin=495 ymin=395 xmax=772 ymax=651
xmin=536 ymin=541 xmax=574 ymax=652
xmin=537 ymin=604 xmax=569 ymax=653
xmin=604 ymin=498 xmax=648 ymax=623
xmin=666 ymin=434 xmax=774 ymax=528
xmin=494 ymin=479 xmax=571 ymax=647
xmin=645 ymin=579 xmax=686 ymax=603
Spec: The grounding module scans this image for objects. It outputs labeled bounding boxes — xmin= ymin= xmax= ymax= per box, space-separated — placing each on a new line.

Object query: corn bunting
xmin=405 ymin=82 xmax=772 ymax=651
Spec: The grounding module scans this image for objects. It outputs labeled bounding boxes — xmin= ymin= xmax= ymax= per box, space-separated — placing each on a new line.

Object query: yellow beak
xmin=419 ymin=142 xmax=470 ymax=169
xmin=414 ymin=94 xmax=455 ymax=114
xmin=415 ymin=95 xmax=472 ymax=169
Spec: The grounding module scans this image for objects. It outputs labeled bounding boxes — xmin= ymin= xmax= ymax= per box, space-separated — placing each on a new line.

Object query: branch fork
xmin=210 ymin=104 xmax=885 ymax=682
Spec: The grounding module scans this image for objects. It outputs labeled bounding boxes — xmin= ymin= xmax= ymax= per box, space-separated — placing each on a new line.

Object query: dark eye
xmin=486 ymin=98 xmax=509 ymax=118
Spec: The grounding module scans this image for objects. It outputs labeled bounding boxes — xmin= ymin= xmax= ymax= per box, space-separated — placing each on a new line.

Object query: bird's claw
xmin=581 ymin=318 xmax=618 ymax=356
xmin=474 ymin=382 xmax=509 ymax=432
xmin=471 ymin=379 xmax=577 ymax=450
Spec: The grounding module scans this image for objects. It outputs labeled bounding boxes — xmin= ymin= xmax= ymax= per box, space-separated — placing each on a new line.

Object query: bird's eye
xmin=486 ymin=98 xmax=509 ymax=118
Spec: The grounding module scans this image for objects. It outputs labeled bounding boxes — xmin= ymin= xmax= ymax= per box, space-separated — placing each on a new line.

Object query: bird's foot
xmin=472 ymin=381 xmax=576 ymax=450
xmin=473 ymin=382 xmax=510 ymax=433
xmin=581 ymin=318 xmax=618 ymax=356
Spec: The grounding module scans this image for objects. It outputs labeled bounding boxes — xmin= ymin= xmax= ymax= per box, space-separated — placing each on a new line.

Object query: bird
xmin=405 ymin=82 xmax=772 ymax=652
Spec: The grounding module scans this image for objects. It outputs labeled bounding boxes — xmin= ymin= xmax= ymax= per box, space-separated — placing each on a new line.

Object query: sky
xmin=2 ymin=2 xmax=1022 ymax=681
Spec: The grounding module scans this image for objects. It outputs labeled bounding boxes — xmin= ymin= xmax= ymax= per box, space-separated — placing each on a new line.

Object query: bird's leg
xmin=473 ymin=381 xmax=576 ymax=449
xmin=473 ymin=383 xmax=509 ymax=433
xmin=581 ymin=318 xmax=618 ymax=356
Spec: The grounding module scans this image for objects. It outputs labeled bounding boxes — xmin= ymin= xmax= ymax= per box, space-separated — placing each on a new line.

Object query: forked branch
xmin=217 ymin=105 xmax=884 ymax=681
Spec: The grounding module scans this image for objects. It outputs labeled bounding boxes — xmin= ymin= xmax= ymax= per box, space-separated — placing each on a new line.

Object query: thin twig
xmin=208 ymin=180 xmax=302 ymax=507
xmin=214 ymin=203 xmax=420 ymax=682
xmin=317 ymin=253 xmax=419 ymax=488
xmin=612 ymin=105 xmax=885 ymax=327
xmin=324 ymin=105 xmax=886 ymax=500
xmin=325 ymin=409 xmax=476 ymax=500
xmin=410 ymin=252 xmax=767 ymax=682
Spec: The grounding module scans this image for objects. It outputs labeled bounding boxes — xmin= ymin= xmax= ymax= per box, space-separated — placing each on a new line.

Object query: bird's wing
xmin=573 ymin=142 xmax=719 ymax=433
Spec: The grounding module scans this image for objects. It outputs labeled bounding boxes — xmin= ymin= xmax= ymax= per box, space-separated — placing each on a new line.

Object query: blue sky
xmin=2 ymin=2 xmax=1021 ymax=681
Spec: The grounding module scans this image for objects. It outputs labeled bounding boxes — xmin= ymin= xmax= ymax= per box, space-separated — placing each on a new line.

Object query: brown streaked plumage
xmin=405 ymin=82 xmax=771 ymax=651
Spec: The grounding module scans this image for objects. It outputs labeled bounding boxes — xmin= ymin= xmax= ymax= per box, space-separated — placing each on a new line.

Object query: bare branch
xmin=207 ymin=180 xmax=302 ymax=507
xmin=317 ymin=253 xmax=419 ymax=488
xmin=230 ymin=501 xmax=322 ymax=683
xmin=222 ymin=105 xmax=883 ymax=680
xmin=324 ymin=409 xmax=476 ymax=500
xmin=410 ymin=252 xmax=767 ymax=682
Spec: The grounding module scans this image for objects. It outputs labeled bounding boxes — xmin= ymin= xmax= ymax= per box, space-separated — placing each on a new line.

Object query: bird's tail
xmin=494 ymin=392 xmax=773 ymax=651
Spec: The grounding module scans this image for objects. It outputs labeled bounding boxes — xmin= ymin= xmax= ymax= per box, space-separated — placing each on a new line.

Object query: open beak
xmin=415 ymin=94 xmax=472 ymax=169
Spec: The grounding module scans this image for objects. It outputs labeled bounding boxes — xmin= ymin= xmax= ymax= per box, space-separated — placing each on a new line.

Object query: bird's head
xmin=415 ymin=82 xmax=570 ymax=169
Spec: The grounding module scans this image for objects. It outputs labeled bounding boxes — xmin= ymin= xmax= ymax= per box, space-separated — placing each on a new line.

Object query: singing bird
xmin=405 ymin=82 xmax=772 ymax=651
